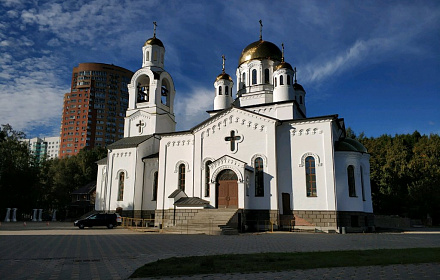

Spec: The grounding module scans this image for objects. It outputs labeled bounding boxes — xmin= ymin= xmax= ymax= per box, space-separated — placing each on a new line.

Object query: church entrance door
xmin=216 ymin=169 xmax=238 ymax=208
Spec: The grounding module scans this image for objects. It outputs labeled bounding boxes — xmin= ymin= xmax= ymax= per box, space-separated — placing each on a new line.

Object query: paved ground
xmin=0 ymin=222 xmax=439 ymax=279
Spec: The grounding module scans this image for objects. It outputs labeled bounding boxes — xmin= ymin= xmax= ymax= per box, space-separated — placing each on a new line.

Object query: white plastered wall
xmin=289 ymin=120 xmax=337 ymax=211
xmin=334 ymin=151 xmax=373 ymax=213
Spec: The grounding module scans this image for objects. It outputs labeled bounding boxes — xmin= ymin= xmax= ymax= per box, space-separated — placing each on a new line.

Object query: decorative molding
xmin=130 ymin=68 xmax=155 ymax=84
xmin=166 ymin=139 xmax=194 ymax=147
xmin=208 ymin=155 xmax=246 ymax=183
xmin=149 ymin=169 xmax=158 ymax=179
xmin=128 ymin=110 xmax=151 ymax=121
xmin=299 ymin=152 xmax=323 ymax=167
xmin=115 ymin=169 xmax=129 ymax=179
xmin=201 ymin=157 xmax=215 ymax=170
xmin=174 ymin=160 xmax=190 ymax=173
xmin=240 ymin=94 xmax=265 ymax=100
xmin=291 ymin=127 xmax=322 ymax=136
xmin=250 ymin=154 xmax=268 ymax=168
xmin=115 ymin=152 xmax=131 ymax=157
xmin=210 ymin=165 xmax=244 ymax=183
xmin=193 ymin=107 xmax=275 ymax=134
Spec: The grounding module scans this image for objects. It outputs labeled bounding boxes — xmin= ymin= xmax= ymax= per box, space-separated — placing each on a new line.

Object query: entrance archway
xmin=216 ymin=169 xmax=238 ymax=208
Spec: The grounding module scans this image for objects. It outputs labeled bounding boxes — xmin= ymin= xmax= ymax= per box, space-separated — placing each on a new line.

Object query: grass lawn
xmin=130 ymin=247 xmax=440 ymax=278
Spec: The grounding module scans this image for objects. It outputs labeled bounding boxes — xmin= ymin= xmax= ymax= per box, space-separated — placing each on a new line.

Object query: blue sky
xmin=1 ymin=0 xmax=439 ymax=139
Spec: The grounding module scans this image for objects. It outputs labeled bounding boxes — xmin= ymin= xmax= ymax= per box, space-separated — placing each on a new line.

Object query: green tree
xmin=408 ymin=134 xmax=440 ymax=224
xmin=40 ymin=147 xmax=107 ymax=217
xmin=0 ymin=124 xmax=40 ymax=217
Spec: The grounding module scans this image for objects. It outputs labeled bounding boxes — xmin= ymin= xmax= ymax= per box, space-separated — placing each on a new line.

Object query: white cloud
xmin=174 ymin=86 xmax=213 ymax=131
xmin=0 ymin=54 xmax=68 ymax=134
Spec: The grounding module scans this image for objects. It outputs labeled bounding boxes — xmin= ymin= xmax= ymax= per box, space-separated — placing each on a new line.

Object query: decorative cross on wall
xmin=225 ymin=130 xmax=241 ymax=152
xmin=136 ymin=120 xmax=145 ymax=134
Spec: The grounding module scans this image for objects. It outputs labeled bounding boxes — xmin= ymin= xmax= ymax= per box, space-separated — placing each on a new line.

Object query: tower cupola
xmin=273 ymin=43 xmax=294 ymax=102
xmin=142 ymin=21 xmax=165 ymax=69
xmin=214 ymin=55 xmax=234 ymax=110
xmin=293 ymin=67 xmax=306 ymax=115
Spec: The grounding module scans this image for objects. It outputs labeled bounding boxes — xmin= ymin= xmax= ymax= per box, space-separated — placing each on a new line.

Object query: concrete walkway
xmin=0 ymin=222 xmax=439 ymax=279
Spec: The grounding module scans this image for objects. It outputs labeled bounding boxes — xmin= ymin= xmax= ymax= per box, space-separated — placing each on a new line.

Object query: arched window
xmin=280 ymin=75 xmax=284 ymax=85
xmin=152 ymin=171 xmax=158 ymax=201
xmin=255 ymin=157 xmax=264 ymax=196
xmin=242 ymin=73 xmax=246 ymax=85
xmin=161 ymin=53 xmax=164 ymax=63
xmin=205 ymin=160 xmax=212 ymax=197
xmin=161 ymin=79 xmax=170 ymax=106
xmin=230 ymin=87 xmax=233 ymax=95
xmin=225 ymin=86 xmax=228 ymax=95
xmin=118 ymin=172 xmax=125 ymax=201
xmin=274 ymin=77 xmax=277 ymax=87
xmin=287 ymin=75 xmax=291 ymax=85
xmin=219 ymin=86 xmax=222 ymax=95
xmin=153 ymin=50 xmax=157 ymax=61
xmin=178 ymin=164 xmax=185 ymax=191
xmin=348 ymin=165 xmax=356 ymax=197
xmin=300 ymin=96 xmax=303 ymax=104
xmin=264 ymin=68 xmax=270 ymax=83
xmin=360 ymin=166 xmax=365 ymax=201
xmin=305 ymin=156 xmax=317 ymax=197
xmin=146 ymin=51 xmax=150 ymax=61
xmin=252 ymin=69 xmax=257 ymax=85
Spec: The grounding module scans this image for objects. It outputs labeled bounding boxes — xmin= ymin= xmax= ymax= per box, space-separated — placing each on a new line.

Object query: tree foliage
xmin=0 ymin=124 xmax=39 ymax=213
xmin=0 ymin=124 xmax=106 ymax=220
xmin=354 ymin=130 xmax=440 ymax=224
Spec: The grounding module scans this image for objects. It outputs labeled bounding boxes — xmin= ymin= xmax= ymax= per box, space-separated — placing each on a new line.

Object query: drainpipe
xmin=331 ymin=121 xmax=339 ymax=232
xmin=132 ymin=148 xmax=138 ymax=218
xmin=108 ymin=151 xmax=115 ymax=213
xmin=161 ymin=143 xmax=168 ymax=228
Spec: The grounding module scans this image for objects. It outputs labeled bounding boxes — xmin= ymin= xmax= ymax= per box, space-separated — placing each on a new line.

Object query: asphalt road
xmin=0 ymin=222 xmax=439 ymax=279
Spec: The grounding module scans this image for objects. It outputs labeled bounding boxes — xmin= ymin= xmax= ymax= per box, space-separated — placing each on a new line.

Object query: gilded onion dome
xmin=144 ymin=36 xmax=164 ymax=48
xmin=238 ymin=40 xmax=282 ymax=66
xmin=275 ymin=61 xmax=293 ymax=71
xmin=215 ymin=73 xmax=233 ymax=82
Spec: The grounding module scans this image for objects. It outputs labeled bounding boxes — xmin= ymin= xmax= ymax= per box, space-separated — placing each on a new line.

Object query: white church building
xmin=95 ymin=25 xmax=374 ymax=233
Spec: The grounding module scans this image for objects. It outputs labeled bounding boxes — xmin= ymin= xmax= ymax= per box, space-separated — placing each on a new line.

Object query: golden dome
xmin=144 ymin=37 xmax=164 ymax=48
xmin=275 ymin=61 xmax=293 ymax=71
xmin=215 ymin=73 xmax=233 ymax=82
xmin=238 ymin=40 xmax=282 ymax=66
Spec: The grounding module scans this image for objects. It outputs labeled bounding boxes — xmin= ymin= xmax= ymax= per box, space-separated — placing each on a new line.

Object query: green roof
xmin=335 ymin=138 xmax=368 ymax=153
xmin=107 ymin=135 xmax=153 ymax=149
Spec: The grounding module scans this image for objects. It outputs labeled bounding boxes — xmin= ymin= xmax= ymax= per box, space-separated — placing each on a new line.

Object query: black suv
xmin=74 ymin=213 xmax=118 ymax=229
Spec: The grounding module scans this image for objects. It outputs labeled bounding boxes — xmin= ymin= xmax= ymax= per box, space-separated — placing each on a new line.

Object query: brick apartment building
xmin=59 ymin=63 xmax=133 ymax=158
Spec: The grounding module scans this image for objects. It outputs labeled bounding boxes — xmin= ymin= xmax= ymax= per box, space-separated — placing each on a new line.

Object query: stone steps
xmin=162 ymin=209 xmax=239 ymax=235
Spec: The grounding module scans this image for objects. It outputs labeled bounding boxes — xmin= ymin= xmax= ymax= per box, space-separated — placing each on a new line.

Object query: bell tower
xmin=124 ymin=22 xmax=176 ymax=137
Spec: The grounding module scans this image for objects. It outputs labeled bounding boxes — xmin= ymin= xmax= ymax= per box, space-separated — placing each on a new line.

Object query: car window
xmin=88 ymin=214 xmax=97 ymax=219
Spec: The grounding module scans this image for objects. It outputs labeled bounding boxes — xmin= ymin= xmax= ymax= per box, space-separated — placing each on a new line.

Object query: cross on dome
xmin=294 ymin=67 xmax=297 ymax=83
xmin=259 ymin=19 xmax=263 ymax=40
xmin=281 ymin=43 xmax=285 ymax=62
xmin=222 ymin=55 xmax=226 ymax=74
xmin=153 ymin=21 xmax=157 ymax=38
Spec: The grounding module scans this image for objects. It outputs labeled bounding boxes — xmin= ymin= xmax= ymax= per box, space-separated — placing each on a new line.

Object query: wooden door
xmin=217 ymin=180 xmax=238 ymax=208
